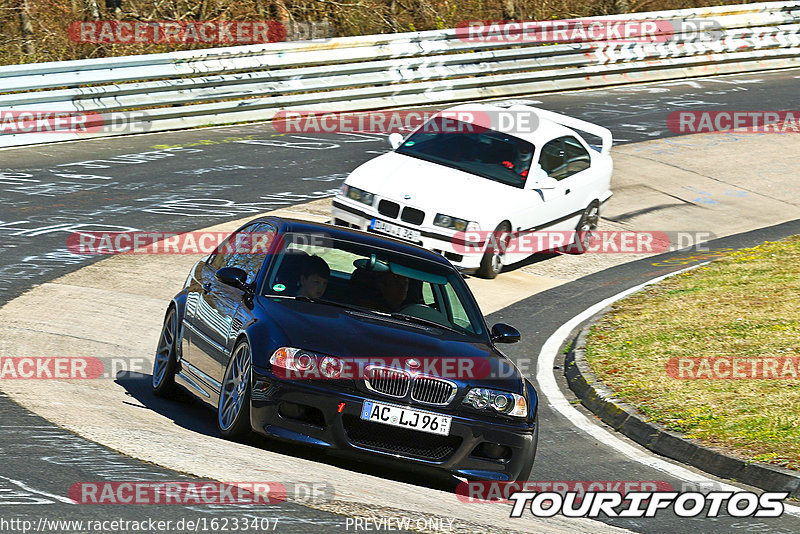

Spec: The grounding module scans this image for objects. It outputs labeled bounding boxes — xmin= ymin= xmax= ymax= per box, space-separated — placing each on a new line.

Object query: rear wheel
xmin=476 ymin=222 xmax=511 ymax=279
xmin=218 ymin=340 xmax=253 ymax=440
xmin=572 ymin=202 xmax=600 ymax=253
xmin=152 ymin=307 xmax=178 ymax=397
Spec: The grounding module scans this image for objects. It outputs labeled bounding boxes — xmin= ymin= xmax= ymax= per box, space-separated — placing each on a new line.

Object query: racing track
xmin=1 ymin=68 xmax=800 ymax=533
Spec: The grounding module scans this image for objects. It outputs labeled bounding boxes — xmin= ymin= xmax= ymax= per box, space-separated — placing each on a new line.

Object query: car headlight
xmin=269 ymin=347 xmax=346 ymax=379
xmin=341 ymin=184 xmax=375 ymax=206
xmin=463 ymin=387 xmax=527 ymax=417
xmin=434 ymin=213 xmax=478 ymax=232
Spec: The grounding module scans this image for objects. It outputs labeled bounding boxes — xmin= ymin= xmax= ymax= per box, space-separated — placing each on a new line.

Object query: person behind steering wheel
xmin=373 ymin=271 xmax=409 ymax=313
xmin=501 ymin=140 xmax=534 ymax=178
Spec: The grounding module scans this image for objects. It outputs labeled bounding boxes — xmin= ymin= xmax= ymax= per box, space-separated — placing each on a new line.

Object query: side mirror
xmin=388 ymin=132 xmax=404 ymax=150
xmin=533 ymin=176 xmax=559 ymax=190
xmin=491 ymin=323 xmax=521 ymax=344
xmin=216 ymin=267 xmax=251 ymax=292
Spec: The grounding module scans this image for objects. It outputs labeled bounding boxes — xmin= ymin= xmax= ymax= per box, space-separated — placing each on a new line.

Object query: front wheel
xmin=476 ymin=222 xmax=511 ymax=279
xmin=572 ymin=202 xmax=600 ymax=253
xmin=514 ymin=424 xmax=539 ymax=482
xmin=152 ymin=307 xmax=178 ymax=397
xmin=218 ymin=340 xmax=253 ymax=440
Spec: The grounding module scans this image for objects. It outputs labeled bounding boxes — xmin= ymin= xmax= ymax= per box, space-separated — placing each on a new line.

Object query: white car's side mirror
xmin=527 ymin=164 xmax=558 ymax=189
xmin=388 ymin=133 xmax=404 ymax=150
xmin=534 ymin=176 xmax=559 ymax=189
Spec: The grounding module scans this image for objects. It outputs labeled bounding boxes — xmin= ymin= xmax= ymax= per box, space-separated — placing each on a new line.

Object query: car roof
xmin=250 ymin=216 xmax=455 ymax=267
xmin=441 ymin=103 xmax=578 ymax=147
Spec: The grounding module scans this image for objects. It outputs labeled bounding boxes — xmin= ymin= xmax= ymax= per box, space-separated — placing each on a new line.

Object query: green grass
xmin=585 ymin=237 xmax=800 ymax=470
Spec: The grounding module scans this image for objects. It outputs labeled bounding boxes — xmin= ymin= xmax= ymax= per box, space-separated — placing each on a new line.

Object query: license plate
xmin=360 ymin=400 xmax=452 ymax=436
xmin=370 ymin=219 xmax=421 ymax=242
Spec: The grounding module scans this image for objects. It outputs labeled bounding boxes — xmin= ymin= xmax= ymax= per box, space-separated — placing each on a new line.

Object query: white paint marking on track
xmin=534 ymin=262 xmax=800 ymax=517
xmin=0 ymin=475 xmax=75 ymax=505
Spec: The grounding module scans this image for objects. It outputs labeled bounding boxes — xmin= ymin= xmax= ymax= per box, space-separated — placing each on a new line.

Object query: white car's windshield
xmin=396 ymin=117 xmax=535 ymax=188
xmin=263 ymin=233 xmax=486 ymax=338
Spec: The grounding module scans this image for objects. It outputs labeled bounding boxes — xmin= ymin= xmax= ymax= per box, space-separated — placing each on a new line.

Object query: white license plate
xmin=370 ymin=219 xmax=421 ymax=242
xmin=360 ymin=400 xmax=452 ymax=436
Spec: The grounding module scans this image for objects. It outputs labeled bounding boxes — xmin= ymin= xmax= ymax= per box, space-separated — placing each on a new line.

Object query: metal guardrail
xmin=1 ymin=1 xmax=799 ymax=147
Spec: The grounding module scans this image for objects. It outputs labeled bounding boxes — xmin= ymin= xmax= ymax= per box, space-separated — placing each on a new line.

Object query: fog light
xmin=473 ymin=442 xmax=512 ymax=460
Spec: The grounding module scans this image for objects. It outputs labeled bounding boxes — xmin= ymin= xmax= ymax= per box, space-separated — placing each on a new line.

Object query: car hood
xmin=257 ymin=297 xmax=523 ymax=391
xmin=346 ymin=152 xmax=520 ymax=219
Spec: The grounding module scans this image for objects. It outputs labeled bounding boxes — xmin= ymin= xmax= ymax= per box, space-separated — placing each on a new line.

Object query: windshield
xmin=263 ymin=233 xmax=486 ymax=338
xmin=395 ymin=116 xmax=535 ymax=188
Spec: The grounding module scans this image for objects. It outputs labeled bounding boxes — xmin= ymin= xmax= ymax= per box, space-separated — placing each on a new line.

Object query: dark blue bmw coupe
xmin=153 ymin=217 xmax=538 ymax=481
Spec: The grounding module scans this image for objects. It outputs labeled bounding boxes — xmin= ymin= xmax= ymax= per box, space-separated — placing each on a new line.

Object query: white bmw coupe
xmin=332 ymin=104 xmax=613 ymax=278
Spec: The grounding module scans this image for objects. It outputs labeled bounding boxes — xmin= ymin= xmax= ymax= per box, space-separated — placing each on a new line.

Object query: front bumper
xmin=251 ymin=370 xmax=537 ymax=481
xmin=331 ymin=197 xmax=485 ymax=271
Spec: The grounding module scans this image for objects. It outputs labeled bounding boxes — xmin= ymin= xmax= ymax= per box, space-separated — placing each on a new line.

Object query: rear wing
xmin=508 ymin=105 xmax=613 ymax=156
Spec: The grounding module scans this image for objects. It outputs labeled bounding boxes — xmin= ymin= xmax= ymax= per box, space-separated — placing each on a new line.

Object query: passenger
xmin=297 ymin=255 xmax=330 ymax=299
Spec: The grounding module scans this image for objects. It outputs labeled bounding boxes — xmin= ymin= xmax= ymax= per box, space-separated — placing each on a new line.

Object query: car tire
xmin=514 ymin=424 xmax=539 ymax=482
xmin=572 ymin=202 xmax=600 ymax=253
xmin=217 ymin=339 xmax=253 ymax=440
xmin=152 ymin=307 xmax=179 ymax=397
xmin=477 ymin=222 xmax=511 ymax=279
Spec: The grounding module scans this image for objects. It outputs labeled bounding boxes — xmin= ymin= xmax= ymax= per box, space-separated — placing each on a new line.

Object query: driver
xmin=374 ymin=271 xmax=409 ymax=312
xmin=501 ymin=140 xmax=534 ymax=178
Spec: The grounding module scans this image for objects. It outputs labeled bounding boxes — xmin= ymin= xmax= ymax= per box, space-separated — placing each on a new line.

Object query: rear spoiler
xmin=508 ymin=105 xmax=613 ymax=156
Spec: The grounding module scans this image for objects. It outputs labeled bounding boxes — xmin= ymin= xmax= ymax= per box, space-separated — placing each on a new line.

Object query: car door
xmin=534 ymin=136 xmax=592 ymax=231
xmin=184 ymin=222 xmax=273 ymax=391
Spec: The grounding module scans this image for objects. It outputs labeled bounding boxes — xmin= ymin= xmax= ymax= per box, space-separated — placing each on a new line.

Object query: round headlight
xmin=319 ymin=356 xmax=342 ymax=379
xmin=295 ymin=352 xmax=315 ymax=371
xmin=491 ymin=393 xmax=511 ymax=412
xmin=436 ymin=215 xmax=452 ymax=227
xmin=347 ymin=188 xmax=361 ymax=201
xmin=361 ymin=192 xmax=374 ymax=205
xmin=453 ymin=219 xmax=467 ymax=232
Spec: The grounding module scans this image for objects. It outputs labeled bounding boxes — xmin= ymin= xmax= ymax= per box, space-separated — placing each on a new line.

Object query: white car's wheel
xmin=477 ymin=222 xmax=511 ymax=279
xmin=573 ymin=202 xmax=600 ymax=253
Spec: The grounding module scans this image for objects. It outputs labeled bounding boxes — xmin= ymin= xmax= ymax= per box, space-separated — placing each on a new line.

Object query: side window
xmin=563 ymin=137 xmax=591 ymax=176
xmin=443 ymin=283 xmax=471 ymax=330
xmin=538 ymin=139 xmax=567 ymax=180
xmin=422 ymin=283 xmax=436 ymax=306
xmin=208 ymin=223 xmax=274 ymax=284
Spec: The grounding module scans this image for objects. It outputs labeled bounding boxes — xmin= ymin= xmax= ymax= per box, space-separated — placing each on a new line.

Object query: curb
xmin=564 ymin=307 xmax=800 ymax=500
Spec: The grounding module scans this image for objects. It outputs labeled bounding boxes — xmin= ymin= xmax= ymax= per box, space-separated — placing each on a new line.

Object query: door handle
xmin=565 ymin=188 xmax=571 ymax=195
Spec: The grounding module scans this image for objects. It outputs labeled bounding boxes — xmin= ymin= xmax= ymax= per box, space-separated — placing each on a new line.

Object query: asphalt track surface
xmin=1 ymin=67 xmax=799 ymax=532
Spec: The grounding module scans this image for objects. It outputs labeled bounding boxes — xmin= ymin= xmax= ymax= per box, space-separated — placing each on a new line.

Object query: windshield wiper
xmin=390 ymin=313 xmax=461 ymax=334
